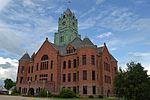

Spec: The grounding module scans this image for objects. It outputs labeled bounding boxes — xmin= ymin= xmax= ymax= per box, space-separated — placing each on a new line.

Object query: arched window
xmin=63 ymin=61 xmax=66 ymax=69
xmin=41 ymin=55 xmax=48 ymax=61
xmin=73 ymin=59 xmax=76 ymax=68
xmin=68 ymin=60 xmax=71 ymax=68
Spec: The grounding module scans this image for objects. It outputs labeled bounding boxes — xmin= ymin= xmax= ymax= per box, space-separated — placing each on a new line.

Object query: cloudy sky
xmin=0 ymin=0 xmax=150 ymax=85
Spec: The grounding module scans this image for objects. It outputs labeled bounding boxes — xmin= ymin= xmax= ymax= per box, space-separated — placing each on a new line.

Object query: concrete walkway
xmin=0 ymin=95 xmax=50 ymax=100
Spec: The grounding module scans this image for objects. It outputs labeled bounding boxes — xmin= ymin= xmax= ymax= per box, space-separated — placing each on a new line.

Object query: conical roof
xmin=64 ymin=8 xmax=72 ymax=15
xmin=19 ymin=52 xmax=30 ymax=61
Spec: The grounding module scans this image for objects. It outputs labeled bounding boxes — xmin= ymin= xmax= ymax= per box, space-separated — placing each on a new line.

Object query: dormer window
xmin=66 ymin=46 xmax=76 ymax=54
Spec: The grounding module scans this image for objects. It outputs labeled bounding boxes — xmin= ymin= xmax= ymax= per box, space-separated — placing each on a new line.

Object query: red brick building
xmin=16 ymin=9 xmax=117 ymax=97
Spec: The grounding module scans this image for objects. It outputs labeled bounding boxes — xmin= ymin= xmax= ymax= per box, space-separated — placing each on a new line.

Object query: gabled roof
xmin=69 ymin=37 xmax=82 ymax=48
xmin=19 ymin=52 xmax=30 ymax=61
xmin=110 ymin=54 xmax=118 ymax=62
xmin=97 ymin=47 xmax=103 ymax=53
xmin=81 ymin=37 xmax=96 ymax=48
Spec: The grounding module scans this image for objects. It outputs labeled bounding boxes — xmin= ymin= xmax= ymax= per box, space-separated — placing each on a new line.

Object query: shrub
xmin=11 ymin=90 xmax=20 ymax=96
xmin=59 ymin=88 xmax=75 ymax=98
xmin=38 ymin=89 xmax=51 ymax=97
xmin=98 ymin=95 xmax=103 ymax=98
xmin=89 ymin=95 xmax=94 ymax=98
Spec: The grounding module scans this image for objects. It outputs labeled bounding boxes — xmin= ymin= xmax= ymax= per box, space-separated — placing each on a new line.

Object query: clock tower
xmin=54 ymin=8 xmax=81 ymax=46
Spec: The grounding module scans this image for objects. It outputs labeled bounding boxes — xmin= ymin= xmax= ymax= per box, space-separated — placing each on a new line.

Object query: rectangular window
xmin=51 ymin=60 xmax=53 ymax=69
xmin=104 ymin=62 xmax=110 ymax=72
xmin=35 ymin=75 xmax=37 ymax=81
xmin=83 ymin=86 xmax=87 ymax=94
xmin=28 ymin=66 xmax=30 ymax=73
xmin=63 ymin=74 xmax=66 ymax=82
xmin=105 ymin=75 xmax=111 ymax=84
xmin=83 ymin=70 xmax=87 ymax=80
xmin=31 ymin=66 xmax=33 ymax=73
xmin=73 ymin=59 xmax=76 ymax=68
xmin=92 ymin=71 xmax=96 ymax=80
xmin=91 ymin=55 xmax=95 ymax=65
xmin=36 ymin=63 xmax=38 ymax=71
xmin=77 ymin=71 xmax=79 ymax=81
xmin=51 ymin=74 xmax=53 ymax=81
xmin=73 ymin=86 xmax=76 ymax=93
xmin=92 ymin=86 xmax=96 ymax=94
xmin=73 ymin=73 xmax=76 ymax=82
xmin=68 ymin=73 xmax=71 ymax=82
xmin=20 ymin=77 xmax=23 ymax=83
xmin=77 ymin=57 xmax=79 ymax=66
xmin=21 ymin=66 xmax=24 ymax=73
xmin=82 ymin=55 xmax=86 ymax=65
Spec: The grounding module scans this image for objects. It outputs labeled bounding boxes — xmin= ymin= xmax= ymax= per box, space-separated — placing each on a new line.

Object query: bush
xmin=38 ymin=89 xmax=51 ymax=97
xmin=89 ymin=95 xmax=94 ymax=98
xmin=59 ymin=88 xmax=75 ymax=98
xmin=11 ymin=90 xmax=20 ymax=96
xmin=98 ymin=95 xmax=103 ymax=98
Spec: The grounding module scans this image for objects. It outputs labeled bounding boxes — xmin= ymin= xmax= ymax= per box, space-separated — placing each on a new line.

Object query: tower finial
xmin=66 ymin=0 xmax=71 ymax=9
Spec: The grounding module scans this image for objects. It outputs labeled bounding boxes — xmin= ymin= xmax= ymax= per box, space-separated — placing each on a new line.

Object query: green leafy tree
xmin=115 ymin=62 xmax=150 ymax=100
xmin=4 ymin=78 xmax=15 ymax=90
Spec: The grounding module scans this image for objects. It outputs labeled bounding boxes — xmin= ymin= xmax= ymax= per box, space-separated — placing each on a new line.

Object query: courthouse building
xmin=16 ymin=8 xmax=117 ymax=97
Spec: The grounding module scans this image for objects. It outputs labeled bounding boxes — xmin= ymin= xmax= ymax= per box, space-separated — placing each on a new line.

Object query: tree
xmin=4 ymin=78 xmax=15 ymax=90
xmin=115 ymin=62 xmax=150 ymax=100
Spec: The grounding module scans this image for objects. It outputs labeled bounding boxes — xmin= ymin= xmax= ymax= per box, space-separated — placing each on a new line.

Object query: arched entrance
xmin=28 ymin=88 xmax=34 ymax=96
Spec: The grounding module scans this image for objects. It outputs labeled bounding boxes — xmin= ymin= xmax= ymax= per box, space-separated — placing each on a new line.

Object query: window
xmin=77 ymin=71 xmax=79 ymax=81
xmin=36 ymin=63 xmax=39 ymax=71
xmin=77 ymin=57 xmax=79 ymax=66
xmin=73 ymin=73 xmax=76 ymax=82
xmin=31 ymin=66 xmax=33 ymax=73
xmin=51 ymin=60 xmax=53 ymax=69
xmin=83 ymin=70 xmax=87 ymax=80
xmin=63 ymin=61 xmax=66 ymax=69
xmin=73 ymin=86 xmax=76 ymax=93
xmin=41 ymin=55 xmax=48 ymax=61
xmin=105 ymin=75 xmax=111 ymax=84
xmin=104 ymin=62 xmax=110 ymax=72
xmin=39 ymin=74 xmax=48 ymax=81
xmin=68 ymin=60 xmax=71 ymax=68
xmin=28 ymin=66 xmax=30 ymax=73
xmin=92 ymin=71 xmax=96 ymax=80
xmin=83 ymin=86 xmax=87 ymax=94
xmin=68 ymin=73 xmax=71 ymax=82
xmin=73 ymin=59 xmax=76 ymax=68
xmin=20 ymin=77 xmax=23 ymax=83
xmin=60 ymin=36 xmax=64 ymax=42
xmin=63 ymin=74 xmax=66 ymax=82
xmin=51 ymin=74 xmax=53 ymax=81
xmin=40 ymin=61 xmax=48 ymax=70
xmin=35 ymin=75 xmax=37 ymax=81
xmin=82 ymin=55 xmax=86 ymax=65
xmin=21 ymin=66 xmax=24 ymax=74
xmin=91 ymin=55 xmax=95 ymax=65
xmin=92 ymin=86 xmax=96 ymax=94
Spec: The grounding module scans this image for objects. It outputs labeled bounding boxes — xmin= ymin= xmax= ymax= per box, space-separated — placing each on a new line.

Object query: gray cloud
xmin=0 ymin=62 xmax=14 ymax=69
